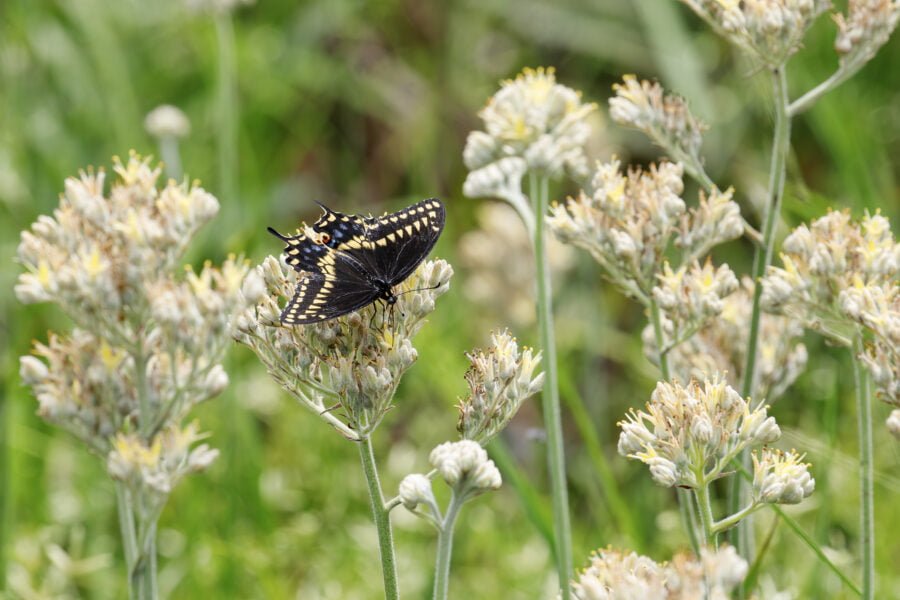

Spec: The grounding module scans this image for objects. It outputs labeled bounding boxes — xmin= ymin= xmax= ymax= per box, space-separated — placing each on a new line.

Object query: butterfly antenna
xmin=394 ymin=280 xmax=445 ymax=298
xmin=267 ymin=226 xmax=291 ymax=242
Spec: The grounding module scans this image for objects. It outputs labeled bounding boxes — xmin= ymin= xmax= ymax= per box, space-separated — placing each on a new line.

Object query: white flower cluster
xmin=761 ymin=210 xmax=898 ymax=344
xmin=681 ymin=0 xmax=830 ymax=66
xmin=17 ymin=154 xmax=246 ymax=500
xmin=107 ymin=423 xmax=218 ymax=506
xmin=752 ymin=447 xmax=816 ymax=504
xmin=457 ymin=330 xmax=544 ymax=445
xmin=609 ymin=75 xmax=706 ymax=177
xmin=834 ymin=0 xmax=900 ymax=68
xmin=463 ymin=67 xmax=596 ymax=187
xmin=644 ymin=277 xmax=808 ymax=402
xmin=234 ymin=255 xmax=452 ymax=438
xmin=617 ymin=376 xmax=782 ymax=488
xmin=652 ymin=260 xmax=739 ymax=327
xmin=547 ymin=160 xmax=743 ymax=303
xmin=144 ymin=104 xmax=190 ymax=139
xmin=569 ymin=545 xmax=747 ymax=600
xmin=429 ymin=440 xmax=502 ymax=494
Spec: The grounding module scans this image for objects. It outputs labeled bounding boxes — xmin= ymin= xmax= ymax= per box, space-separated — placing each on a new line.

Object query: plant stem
xmin=649 ymin=298 xmax=702 ymax=554
xmin=358 ymin=435 xmax=399 ymax=600
xmin=215 ymin=12 xmax=239 ymax=215
xmin=694 ymin=482 xmax=716 ymax=546
xmin=433 ymin=491 xmax=464 ymax=600
xmin=713 ymin=502 xmax=759 ymax=535
xmin=115 ymin=483 xmax=140 ymax=599
xmin=733 ymin=65 xmax=792 ymax=559
xmin=136 ymin=520 xmax=159 ymax=600
xmin=531 ymin=173 xmax=573 ymax=596
xmin=852 ymin=336 xmax=875 ymax=600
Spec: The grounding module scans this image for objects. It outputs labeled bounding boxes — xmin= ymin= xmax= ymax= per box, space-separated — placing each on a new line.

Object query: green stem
xmin=650 ymin=298 xmax=702 ymax=554
xmin=135 ymin=520 xmax=159 ymax=600
xmin=433 ymin=491 xmax=464 ymax=600
xmin=713 ymin=502 xmax=760 ymax=535
xmin=115 ymin=484 xmax=140 ymax=599
xmin=694 ymin=482 xmax=716 ymax=546
xmin=214 ymin=12 xmax=239 ymax=214
xmin=852 ymin=336 xmax=875 ymax=600
xmin=358 ymin=435 xmax=399 ymax=600
xmin=733 ymin=65 xmax=792 ymax=559
xmin=531 ymin=173 xmax=573 ymax=596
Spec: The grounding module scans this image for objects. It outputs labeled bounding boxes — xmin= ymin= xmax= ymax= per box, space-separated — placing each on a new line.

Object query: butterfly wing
xmin=270 ymin=204 xmax=368 ymax=272
xmin=280 ymin=253 xmax=381 ymax=325
xmin=334 ymin=198 xmax=445 ymax=286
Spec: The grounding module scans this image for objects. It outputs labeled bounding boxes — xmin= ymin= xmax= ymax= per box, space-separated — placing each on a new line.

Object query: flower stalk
xmin=852 ymin=335 xmax=875 ymax=600
xmin=733 ymin=65 xmax=792 ymax=560
xmin=359 ymin=435 xmax=399 ymax=600
xmin=433 ymin=491 xmax=464 ymax=600
xmin=531 ymin=173 xmax=573 ymax=594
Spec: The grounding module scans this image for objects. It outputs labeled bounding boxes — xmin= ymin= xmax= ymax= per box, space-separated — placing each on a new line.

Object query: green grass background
xmin=1 ymin=0 xmax=899 ymax=597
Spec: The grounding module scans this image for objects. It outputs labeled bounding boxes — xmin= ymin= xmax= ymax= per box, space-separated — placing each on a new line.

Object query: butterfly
xmin=267 ymin=198 xmax=445 ymax=325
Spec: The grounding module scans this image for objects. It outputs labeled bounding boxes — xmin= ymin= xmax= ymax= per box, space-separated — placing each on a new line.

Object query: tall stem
xmin=358 ymin=435 xmax=399 ymax=600
xmin=214 ymin=12 xmax=239 ymax=215
xmin=649 ymin=298 xmax=702 ymax=554
xmin=732 ymin=66 xmax=792 ymax=559
xmin=433 ymin=491 xmax=464 ymax=600
xmin=852 ymin=336 xmax=875 ymax=600
xmin=116 ymin=484 xmax=140 ymax=599
xmin=531 ymin=174 xmax=573 ymax=596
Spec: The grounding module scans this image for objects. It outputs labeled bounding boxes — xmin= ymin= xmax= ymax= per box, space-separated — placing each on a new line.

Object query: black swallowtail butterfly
xmin=268 ymin=198 xmax=446 ymax=325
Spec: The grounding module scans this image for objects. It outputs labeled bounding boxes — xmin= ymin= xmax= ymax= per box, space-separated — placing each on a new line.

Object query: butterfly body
xmin=269 ymin=198 xmax=445 ymax=324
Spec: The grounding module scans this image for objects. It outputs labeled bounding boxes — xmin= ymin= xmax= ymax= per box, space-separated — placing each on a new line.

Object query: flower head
xmin=464 ymin=67 xmax=596 ymax=185
xmin=398 ymin=474 xmax=436 ymax=511
xmin=644 ymin=276 xmax=808 ymax=401
xmin=618 ymin=376 xmax=780 ymax=488
xmin=144 ymin=105 xmax=190 ymax=139
xmin=457 ymin=330 xmax=544 ymax=444
xmin=652 ymin=260 xmax=739 ymax=325
xmin=761 ymin=210 xmax=898 ymax=344
xmin=752 ymin=448 xmax=815 ymax=504
xmin=429 ymin=440 xmax=502 ymax=496
xmin=548 ymin=160 xmax=743 ymax=303
xmin=610 ymin=75 xmax=706 ymax=174
xmin=234 ymin=255 xmax=452 ymax=438
xmin=681 ymin=0 xmax=831 ymax=67
xmin=833 ymin=1 xmax=900 ymax=69
xmin=567 ymin=545 xmax=747 ymax=600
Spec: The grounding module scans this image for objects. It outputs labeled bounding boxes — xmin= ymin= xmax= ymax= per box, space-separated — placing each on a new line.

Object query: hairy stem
xmin=694 ymin=481 xmax=716 ymax=546
xmin=115 ymin=484 xmax=140 ymax=599
xmin=433 ymin=491 xmax=464 ymax=600
xmin=531 ymin=173 xmax=573 ymax=596
xmin=358 ymin=435 xmax=399 ymax=600
xmin=733 ymin=66 xmax=792 ymax=559
xmin=852 ymin=336 xmax=875 ymax=600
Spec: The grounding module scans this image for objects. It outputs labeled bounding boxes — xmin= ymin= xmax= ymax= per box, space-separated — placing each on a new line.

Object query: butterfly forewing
xmin=272 ymin=198 xmax=445 ymax=325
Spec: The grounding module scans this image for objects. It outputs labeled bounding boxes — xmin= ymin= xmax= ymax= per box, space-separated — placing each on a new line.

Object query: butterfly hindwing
xmin=280 ymin=253 xmax=381 ymax=325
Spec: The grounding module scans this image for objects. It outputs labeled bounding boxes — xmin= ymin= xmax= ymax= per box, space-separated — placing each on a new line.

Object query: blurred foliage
xmin=1 ymin=0 xmax=899 ymax=598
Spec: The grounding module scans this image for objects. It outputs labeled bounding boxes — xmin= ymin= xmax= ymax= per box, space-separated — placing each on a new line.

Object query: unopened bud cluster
xmin=547 ymin=160 xmax=743 ymax=303
xmin=752 ymin=447 xmax=816 ymax=504
xmin=457 ymin=330 xmax=544 ymax=444
xmin=653 ymin=260 xmax=739 ymax=327
xmin=17 ymin=154 xmax=246 ymax=499
xmin=610 ymin=75 xmax=706 ymax=177
xmin=643 ymin=277 xmax=808 ymax=401
xmin=568 ymin=545 xmax=747 ymax=600
xmin=463 ymin=67 xmax=596 ymax=189
xmin=430 ymin=440 xmax=502 ymax=496
xmin=681 ymin=0 xmax=830 ymax=67
xmin=234 ymin=255 xmax=452 ymax=438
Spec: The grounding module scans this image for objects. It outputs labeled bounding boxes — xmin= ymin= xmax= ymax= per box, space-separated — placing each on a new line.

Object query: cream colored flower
xmin=618 ymin=375 xmax=779 ymax=488
xmin=752 ymin=448 xmax=815 ymax=504
xmin=457 ymin=329 xmax=544 ymax=444
xmin=464 ymin=67 xmax=596 ymax=182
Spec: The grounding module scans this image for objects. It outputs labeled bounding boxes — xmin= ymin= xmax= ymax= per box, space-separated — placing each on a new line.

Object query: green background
xmin=1 ymin=0 xmax=898 ymax=597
